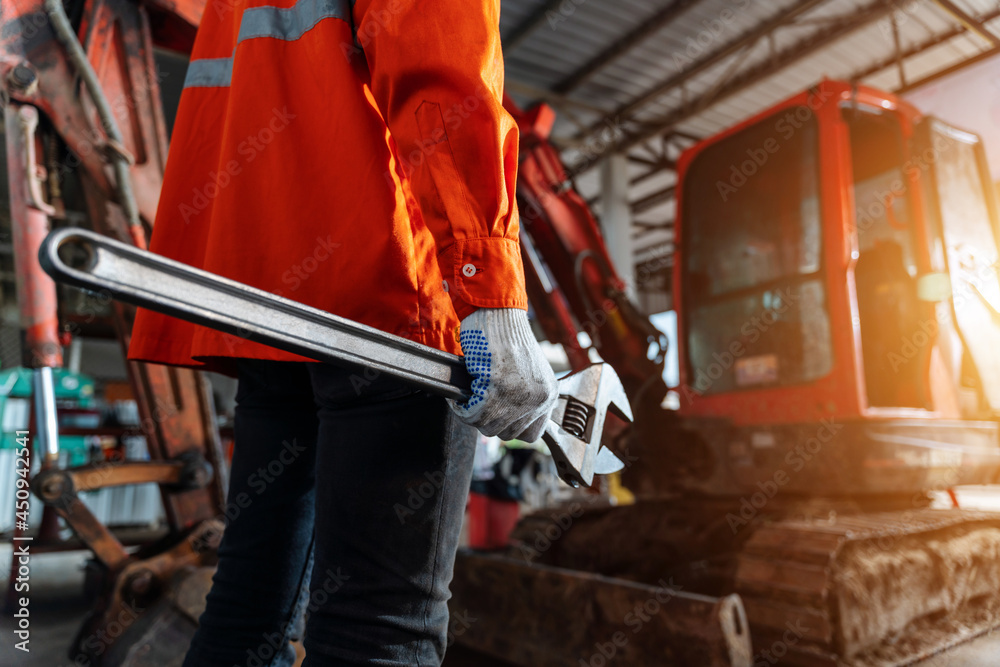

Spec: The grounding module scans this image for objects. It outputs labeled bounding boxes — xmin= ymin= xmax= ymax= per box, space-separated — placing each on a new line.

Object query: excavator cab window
xmin=681 ymin=107 xmax=833 ymax=394
xmin=916 ymin=117 xmax=1000 ymax=413
xmin=844 ymin=105 xmax=925 ymax=408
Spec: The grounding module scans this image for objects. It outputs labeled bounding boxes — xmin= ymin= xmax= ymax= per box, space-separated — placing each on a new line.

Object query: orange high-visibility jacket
xmin=129 ymin=0 xmax=526 ymax=375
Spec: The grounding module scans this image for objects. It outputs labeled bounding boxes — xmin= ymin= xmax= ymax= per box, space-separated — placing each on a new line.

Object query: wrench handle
xmin=39 ymin=228 xmax=473 ymax=401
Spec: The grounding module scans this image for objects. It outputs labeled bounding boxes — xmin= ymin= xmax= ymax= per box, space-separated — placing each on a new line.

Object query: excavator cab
xmin=674 ymin=80 xmax=1000 ymax=496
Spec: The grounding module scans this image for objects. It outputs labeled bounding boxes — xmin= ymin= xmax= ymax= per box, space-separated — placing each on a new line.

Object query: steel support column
xmin=600 ymin=154 xmax=634 ymax=298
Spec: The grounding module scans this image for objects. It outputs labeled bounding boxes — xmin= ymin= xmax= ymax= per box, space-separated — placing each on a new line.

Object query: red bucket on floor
xmin=467 ymin=492 xmax=520 ymax=550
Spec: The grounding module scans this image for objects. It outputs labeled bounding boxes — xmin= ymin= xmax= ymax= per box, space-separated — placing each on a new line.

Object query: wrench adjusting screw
xmin=561 ymin=397 xmax=593 ymax=438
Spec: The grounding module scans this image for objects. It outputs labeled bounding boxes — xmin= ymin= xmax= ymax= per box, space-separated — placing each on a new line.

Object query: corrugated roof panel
xmin=901 ymin=35 xmax=989 ymax=83
xmin=863 ymin=67 xmax=902 ymax=92
xmin=569 ymin=0 xmax=801 ymax=102
xmin=499 ymin=0 xmax=540 ymax=35
xmin=502 ymin=0 xmax=998 ymax=144
xmin=498 ymin=0 xmax=999 ymax=260
xmin=709 ymin=24 xmax=983 ymax=134
xmin=581 ymin=2 xmax=876 ymax=124
xmin=503 ymin=0 xmax=677 ymax=89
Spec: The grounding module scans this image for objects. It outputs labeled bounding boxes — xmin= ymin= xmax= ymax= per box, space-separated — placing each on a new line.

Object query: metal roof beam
xmin=929 ymin=0 xmax=1000 ymax=47
xmin=569 ymin=0 xmax=898 ymax=173
xmin=632 ymin=220 xmax=673 ymax=233
xmin=628 ymin=133 xmax=699 ymax=183
xmin=618 ymin=6 xmax=1000 ymax=176
xmin=630 ymin=160 xmax=676 ymax=185
xmin=849 ymin=7 xmax=1000 ymax=83
xmin=502 ymin=0 xmax=567 ymax=51
xmin=504 ymin=79 xmax=610 ymax=118
xmin=669 ymin=130 xmax=704 ymax=143
xmin=630 ymin=185 xmax=676 ymax=215
xmin=632 ymin=222 xmax=674 ymax=240
xmin=627 ymin=154 xmax=665 ymax=168
xmin=568 ymin=0 xmax=829 ymax=145
xmin=550 ymin=0 xmax=707 ymax=96
xmin=896 ymin=43 xmax=1000 ymax=93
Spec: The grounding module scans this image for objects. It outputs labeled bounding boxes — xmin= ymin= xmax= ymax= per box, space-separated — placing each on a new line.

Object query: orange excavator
xmin=460 ymin=81 xmax=1000 ymax=666
xmin=5 ymin=0 xmax=1000 ymax=663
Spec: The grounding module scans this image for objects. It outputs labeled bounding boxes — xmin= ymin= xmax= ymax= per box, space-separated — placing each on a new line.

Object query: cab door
xmin=844 ymin=105 xmax=927 ymax=409
xmin=917 ymin=118 xmax=1000 ymax=414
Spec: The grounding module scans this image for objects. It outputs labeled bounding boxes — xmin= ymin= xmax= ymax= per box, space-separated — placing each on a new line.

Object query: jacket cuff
xmin=441 ymin=237 xmax=528 ymax=320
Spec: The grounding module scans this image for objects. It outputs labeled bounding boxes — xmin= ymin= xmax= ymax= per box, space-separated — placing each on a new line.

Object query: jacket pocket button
xmin=462 ymin=263 xmax=476 ymax=277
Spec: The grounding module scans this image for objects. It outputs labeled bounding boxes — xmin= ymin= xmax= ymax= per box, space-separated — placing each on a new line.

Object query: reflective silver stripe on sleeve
xmin=238 ymin=0 xmax=351 ymax=44
xmin=183 ymin=57 xmax=234 ymax=88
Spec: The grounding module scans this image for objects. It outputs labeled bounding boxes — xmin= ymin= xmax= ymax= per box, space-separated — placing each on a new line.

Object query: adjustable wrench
xmin=40 ymin=228 xmax=632 ymax=487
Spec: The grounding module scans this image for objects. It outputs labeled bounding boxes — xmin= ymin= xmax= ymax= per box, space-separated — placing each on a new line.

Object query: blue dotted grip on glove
xmin=459 ymin=329 xmax=491 ymax=409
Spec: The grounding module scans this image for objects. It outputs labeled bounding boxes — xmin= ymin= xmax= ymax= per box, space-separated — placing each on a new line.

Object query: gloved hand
xmin=451 ymin=308 xmax=558 ymax=442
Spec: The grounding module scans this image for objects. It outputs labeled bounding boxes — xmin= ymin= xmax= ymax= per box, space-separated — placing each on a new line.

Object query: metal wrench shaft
xmin=41 ymin=228 xmax=473 ymax=400
xmin=40 ymin=228 xmax=630 ymax=486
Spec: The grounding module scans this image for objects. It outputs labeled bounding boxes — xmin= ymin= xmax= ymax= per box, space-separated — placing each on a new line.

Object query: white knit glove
xmin=451 ymin=308 xmax=558 ymax=442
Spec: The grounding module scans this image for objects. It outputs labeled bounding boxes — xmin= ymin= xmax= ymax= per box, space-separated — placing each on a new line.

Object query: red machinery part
xmin=503 ymin=95 xmax=666 ymax=401
xmin=5 ymin=103 xmax=63 ymax=369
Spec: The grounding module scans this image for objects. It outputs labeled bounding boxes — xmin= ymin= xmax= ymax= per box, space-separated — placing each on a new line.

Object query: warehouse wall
xmin=906 ymin=52 xmax=1000 ymax=183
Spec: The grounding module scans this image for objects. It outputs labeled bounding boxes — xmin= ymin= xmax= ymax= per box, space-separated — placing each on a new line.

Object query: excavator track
xmin=735 ymin=508 xmax=1000 ymax=666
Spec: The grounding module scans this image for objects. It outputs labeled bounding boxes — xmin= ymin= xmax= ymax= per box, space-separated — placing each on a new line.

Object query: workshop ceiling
xmin=499 ymin=0 xmax=1000 ymax=257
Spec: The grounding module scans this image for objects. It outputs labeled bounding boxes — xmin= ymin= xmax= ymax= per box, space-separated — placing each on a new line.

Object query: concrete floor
xmin=915 ymin=631 xmax=1000 ymax=667
xmin=0 ymin=549 xmax=93 ymax=667
xmin=4 ymin=485 xmax=1000 ymax=666
xmin=0 ymin=547 xmax=510 ymax=667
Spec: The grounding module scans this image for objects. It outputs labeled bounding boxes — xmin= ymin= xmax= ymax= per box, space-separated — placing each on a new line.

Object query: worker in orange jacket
xmin=129 ymin=0 xmax=558 ymax=664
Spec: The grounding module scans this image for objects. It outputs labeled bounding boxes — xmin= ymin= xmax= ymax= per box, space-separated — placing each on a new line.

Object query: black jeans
xmin=182 ymin=359 xmax=477 ymax=667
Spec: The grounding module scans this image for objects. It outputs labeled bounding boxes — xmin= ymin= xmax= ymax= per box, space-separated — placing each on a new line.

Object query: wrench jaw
xmin=543 ymin=422 xmax=591 ymax=488
xmin=540 ymin=364 xmax=634 ymax=488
